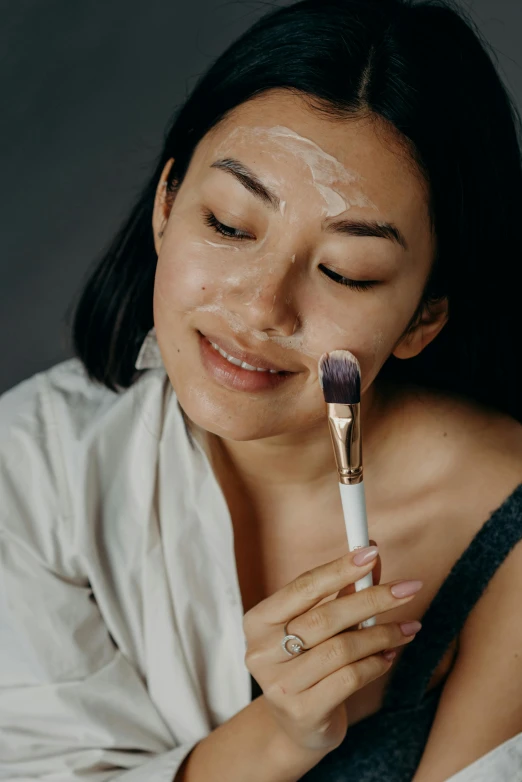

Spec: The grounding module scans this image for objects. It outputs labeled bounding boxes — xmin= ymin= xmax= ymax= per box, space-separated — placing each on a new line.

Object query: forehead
xmin=197 ymin=89 xmax=430 ymax=226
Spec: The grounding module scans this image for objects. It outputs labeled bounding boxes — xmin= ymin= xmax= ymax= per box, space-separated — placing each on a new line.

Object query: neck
xmin=205 ymin=381 xmax=389 ymax=498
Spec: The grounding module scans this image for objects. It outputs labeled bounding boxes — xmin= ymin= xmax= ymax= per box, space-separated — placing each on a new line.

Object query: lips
xmin=199 ymin=330 xmax=294 ymax=373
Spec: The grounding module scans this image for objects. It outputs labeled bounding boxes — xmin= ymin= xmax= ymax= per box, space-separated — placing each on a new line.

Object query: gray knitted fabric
xmin=250 ymin=483 xmax=522 ymax=781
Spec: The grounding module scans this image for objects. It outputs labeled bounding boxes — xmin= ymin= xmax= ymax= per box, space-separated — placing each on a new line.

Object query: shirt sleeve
xmin=0 ymin=373 xmax=199 ymax=781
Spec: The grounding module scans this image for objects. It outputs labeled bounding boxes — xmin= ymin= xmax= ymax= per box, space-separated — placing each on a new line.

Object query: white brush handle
xmin=338 ymin=480 xmax=376 ymax=628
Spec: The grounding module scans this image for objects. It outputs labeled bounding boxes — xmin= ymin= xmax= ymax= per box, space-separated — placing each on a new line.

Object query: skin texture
xmin=151 ymin=90 xmax=448 ymax=487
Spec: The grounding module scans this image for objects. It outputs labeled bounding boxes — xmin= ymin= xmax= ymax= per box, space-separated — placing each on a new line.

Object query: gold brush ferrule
xmin=326 ymin=402 xmax=363 ymax=485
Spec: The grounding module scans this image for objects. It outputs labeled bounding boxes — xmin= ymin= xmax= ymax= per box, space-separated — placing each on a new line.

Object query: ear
xmin=152 ymin=157 xmax=176 ymax=256
xmin=392 ymin=296 xmax=448 ymax=360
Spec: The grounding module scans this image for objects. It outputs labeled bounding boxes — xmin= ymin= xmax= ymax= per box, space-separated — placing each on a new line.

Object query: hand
xmin=243 ymin=541 xmax=423 ymax=753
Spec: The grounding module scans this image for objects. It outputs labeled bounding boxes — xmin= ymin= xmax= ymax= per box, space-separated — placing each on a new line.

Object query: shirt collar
xmin=135 ymin=327 xmax=165 ymax=370
xmin=135 ymin=328 xmax=218 ymax=471
xmin=134 ymin=328 xmax=212 ymax=456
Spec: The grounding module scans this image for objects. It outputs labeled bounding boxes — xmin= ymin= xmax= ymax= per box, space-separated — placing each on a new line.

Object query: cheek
xmin=296 ymin=295 xmax=406 ymax=389
xmin=154 ymin=237 xmax=224 ymax=316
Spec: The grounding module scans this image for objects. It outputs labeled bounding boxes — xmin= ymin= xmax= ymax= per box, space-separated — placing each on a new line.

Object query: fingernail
xmin=353 ymin=546 xmax=379 ymax=566
xmin=382 ymin=650 xmax=396 ymax=662
xmin=390 ymin=580 xmax=423 ymax=598
xmin=399 ymin=620 xmax=422 ymax=636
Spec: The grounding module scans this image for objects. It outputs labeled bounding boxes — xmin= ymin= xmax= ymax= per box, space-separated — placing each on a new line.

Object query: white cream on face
xmin=188 ymin=124 xmax=378 ymax=359
xmin=191 ymin=303 xmax=270 ymax=340
xmin=200 ymin=240 xmax=240 ymax=251
xmin=213 ymin=125 xmax=377 ymax=218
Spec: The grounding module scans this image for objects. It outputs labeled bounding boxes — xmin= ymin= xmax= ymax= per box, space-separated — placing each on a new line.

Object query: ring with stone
xmin=281 ymin=624 xmax=307 ymax=656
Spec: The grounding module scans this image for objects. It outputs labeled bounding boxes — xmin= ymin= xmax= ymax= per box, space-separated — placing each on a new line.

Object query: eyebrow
xmin=209 ymin=157 xmax=408 ymax=251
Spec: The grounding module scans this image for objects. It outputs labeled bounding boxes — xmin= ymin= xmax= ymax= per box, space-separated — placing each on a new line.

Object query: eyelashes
xmin=317 ymin=265 xmax=377 ymax=292
xmin=201 ymin=208 xmax=378 ymax=292
xmin=202 ymin=209 xmax=251 ymax=241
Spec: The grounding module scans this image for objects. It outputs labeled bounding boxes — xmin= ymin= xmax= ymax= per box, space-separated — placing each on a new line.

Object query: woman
xmin=1 ymin=0 xmax=521 ymax=780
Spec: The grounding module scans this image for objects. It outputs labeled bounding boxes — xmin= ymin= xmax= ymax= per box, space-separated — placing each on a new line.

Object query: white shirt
xmin=0 ymin=328 xmax=520 ymax=781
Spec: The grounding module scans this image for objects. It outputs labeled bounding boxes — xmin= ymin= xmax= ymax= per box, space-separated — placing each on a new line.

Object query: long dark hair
xmin=69 ymin=0 xmax=522 ymax=422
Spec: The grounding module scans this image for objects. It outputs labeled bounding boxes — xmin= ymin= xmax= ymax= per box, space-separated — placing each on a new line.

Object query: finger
xmin=273 ymin=621 xmax=417 ymax=693
xmin=296 ymin=650 xmax=395 ymax=724
xmin=283 ymin=579 xmax=422 ymax=654
xmin=245 ymin=548 xmax=379 ymax=637
xmin=336 ymin=543 xmax=381 ymax=600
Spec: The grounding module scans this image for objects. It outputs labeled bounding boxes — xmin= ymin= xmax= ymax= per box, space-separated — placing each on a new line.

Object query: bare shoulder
xmin=390 ymin=390 xmax=522 ymax=777
xmin=387 ymin=383 xmax=522 ymax=522
xmin=410 ymin=385 xmax=522 ymax=466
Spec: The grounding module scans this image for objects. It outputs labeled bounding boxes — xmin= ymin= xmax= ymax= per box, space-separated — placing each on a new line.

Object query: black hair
xmin=68 ymin=0 xmax=522 ymax=422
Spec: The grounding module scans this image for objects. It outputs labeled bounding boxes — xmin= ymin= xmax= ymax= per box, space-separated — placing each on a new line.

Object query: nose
xmin=224 ymin=253 xmax=301 ymax=337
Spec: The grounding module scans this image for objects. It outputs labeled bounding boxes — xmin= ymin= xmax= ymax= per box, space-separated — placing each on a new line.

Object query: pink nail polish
xmin=399 ymin=620 xmax=422 ymax=636
xmin=390 ymin=580 xmax=423 ymax=598
xmin=353 ymin=546 xmax=379 ymax=566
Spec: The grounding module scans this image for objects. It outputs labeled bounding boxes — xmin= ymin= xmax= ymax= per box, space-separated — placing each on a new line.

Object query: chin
xmin=169 ymin=385 xmax=260 ymax=441
xmin=191 ymin=410 xmax=280 ymax=442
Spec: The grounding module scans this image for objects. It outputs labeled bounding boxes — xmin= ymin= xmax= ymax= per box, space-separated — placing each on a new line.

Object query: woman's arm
xmin=412 ymin=537 xmax=522 ymax=782
xmin=0 ymin=525 xmax=326 ymax=782
xmin=0 ymin=378 xmax=194 ymax=781
xmin=175 ymin=694 xmax=328 ymax=782
xmin=0 ymin=374 xmax=329 ymax=782
xmin=0 ymin=525 xmax=203 ymax=781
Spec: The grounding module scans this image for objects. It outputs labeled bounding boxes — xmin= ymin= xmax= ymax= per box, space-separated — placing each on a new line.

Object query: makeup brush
xmin=318 ymin=350 xmax=376 ymax=628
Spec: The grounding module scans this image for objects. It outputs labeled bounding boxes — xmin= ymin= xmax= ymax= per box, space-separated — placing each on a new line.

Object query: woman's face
xmin=152 ymin=90 xmax=442 ymax=441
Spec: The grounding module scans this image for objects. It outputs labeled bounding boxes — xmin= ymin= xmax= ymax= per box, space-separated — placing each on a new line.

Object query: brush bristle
xmin=318 ymin=350 xmax=361 ymax=404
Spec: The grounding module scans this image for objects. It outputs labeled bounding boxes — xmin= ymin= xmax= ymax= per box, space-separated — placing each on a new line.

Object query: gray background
xmin=1 ymin=0 xmax=520 ymax=393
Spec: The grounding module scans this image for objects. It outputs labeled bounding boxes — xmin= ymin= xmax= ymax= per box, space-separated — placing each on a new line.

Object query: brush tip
xmin=318 ymin=350 xmax=361 ymax=404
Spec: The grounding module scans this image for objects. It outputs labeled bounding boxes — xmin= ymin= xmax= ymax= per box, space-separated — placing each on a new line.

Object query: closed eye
xmin=202 ymin=209 xmax=378 ymax=291
xmin=319 ymin=265 xmax=378 ymax=291
xmin=202 ymin=209 xmax=251 ymax=240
